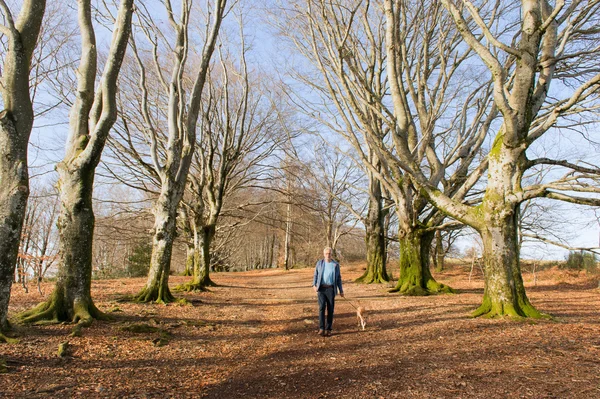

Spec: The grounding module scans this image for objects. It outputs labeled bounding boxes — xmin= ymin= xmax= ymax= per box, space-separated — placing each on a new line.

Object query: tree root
xmin=388 ymin=278 xmax=453 ymax=296
xmin=132 ymin=286 xmax=176 ymax=304
xmin=174 ymin=281 xmax=210 ymax=292
xmin=0 ymin=332 xmax=19 ymax=344
xmin=355 ymin=271 xmax=390 ymax=284
xmin=17 ymin=295 xmax=108 ymax=325
xmin=471 ymin=296 xmax=552 ymax=319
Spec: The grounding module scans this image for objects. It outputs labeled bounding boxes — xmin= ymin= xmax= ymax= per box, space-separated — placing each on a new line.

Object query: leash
xmin=341 ymin=295 xmax=360 ymax=310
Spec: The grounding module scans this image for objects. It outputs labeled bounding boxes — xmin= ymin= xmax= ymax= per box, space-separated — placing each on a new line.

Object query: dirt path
xmin=2 ymin=264 xmax=600 ymax=398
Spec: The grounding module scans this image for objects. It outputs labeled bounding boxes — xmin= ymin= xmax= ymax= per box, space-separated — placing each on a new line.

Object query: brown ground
xmin=2 ymin=263 xmax=600 ymax=398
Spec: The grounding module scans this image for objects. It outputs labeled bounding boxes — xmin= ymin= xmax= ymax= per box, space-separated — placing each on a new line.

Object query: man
xmin=313 ymin=247 xmax=344 ymax=337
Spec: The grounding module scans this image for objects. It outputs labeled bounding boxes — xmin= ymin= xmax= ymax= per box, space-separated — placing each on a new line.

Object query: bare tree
xmin=384 ymin=0 xmax=600 ymax=317
xmin=19 ymin=0 xmax=133 ymax=325
xmin=0 ymin=0 xmax=46 ymax=335
xmin=178 ymin=35 xmax=284 ymax=291
xmin=278 ymin=0 xmax=493 ymax=292
xmin=122 ymin=0 xmax=227 ymax=303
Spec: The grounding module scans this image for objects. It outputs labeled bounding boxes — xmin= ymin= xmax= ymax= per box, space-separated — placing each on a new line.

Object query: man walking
xmin=313 ymin=247 xmax=344 ymax=337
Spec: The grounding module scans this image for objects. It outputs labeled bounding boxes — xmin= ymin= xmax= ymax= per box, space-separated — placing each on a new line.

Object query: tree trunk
xmin=0 ymin=0 xmax=45 ymax=334
xmin=179 ymin=224 xmax=217 ymax=291
xmin=433 ymin=230 xmax=444 ymax=272
xmin=390 ymin=229 xmax=453 ymax=295
xmin=183 ymin=243 xmax=194 ymax=276
xmin=0 ymin=116 xmax=29 ymax=330
xmin=133 ymin=186 xmax=180 ymax=303
xmin=19 ymin=166 xmax=105 ymax=324
xmin=356 ymin=216 xmax=389 ymax=284
xmin=471 ymin=203 xmax=546 ymax=318
xmin=284 ymin=201 xmax=292 ymax=270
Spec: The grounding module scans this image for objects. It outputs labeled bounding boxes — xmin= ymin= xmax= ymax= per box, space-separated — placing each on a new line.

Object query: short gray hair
xmin=323 ymin=246 xmax=333 ymax=252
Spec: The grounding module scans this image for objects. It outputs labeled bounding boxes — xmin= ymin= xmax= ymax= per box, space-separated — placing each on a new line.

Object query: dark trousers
xmin=318 ymin=286 xmax=335 ymax=331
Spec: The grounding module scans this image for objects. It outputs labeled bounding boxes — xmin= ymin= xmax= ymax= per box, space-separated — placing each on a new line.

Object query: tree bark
xmin=470 ymin=147 xmax=547 ymax=318
xmin=19 ymin=0 xmax=133 ymax=325
xmin=433 ymin=230 xmax=444 ymax=272
xmin=0 ymin=113 xmax=30 ymax=330
xmin=183 ymin=243 xmax=194 ymax=276
xmin=19 ymin=165 xmax=105 ymax=323
xmin=356 ymin=183 xmax=389 ymax=283
xmin=0 ymin=0 xmax=46 ymax=332
xmin=178 ymin=224 xmax=216 ymax=291
xmin=390 ymin=229 xmax=453 ymax=295
xmin=133 ymin=185 xmax=180 ymax=303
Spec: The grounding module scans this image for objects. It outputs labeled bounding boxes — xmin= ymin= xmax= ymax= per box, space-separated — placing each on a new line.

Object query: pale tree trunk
xmin=470 ymin=143 xmax=544 ymax=318
xmin=179 ymin=222 xmax=216 ymax=291
xmin=21 ymin=166 xmax=105 ymax=322
xmin=133 ymin=183 xmax=182 ymax=303
xmin=390 ymin=227 xmax=453 ymax=295
xmin=0 ymin=0 xmax=46 ymax=335
xmin=20 ymin=0 xmax=133 ymax=326
xmin=356 ymin=178 xmax=389 ymax=284
xmin=132 ymin=0 xmax=226 ymax=303
xmin=183 ymin=243 xmax=194 ymax=276
xmin=284 ymin=200 xmax=292 ymax=270
xmin=433 ymin=230 xmax=444 ymax=272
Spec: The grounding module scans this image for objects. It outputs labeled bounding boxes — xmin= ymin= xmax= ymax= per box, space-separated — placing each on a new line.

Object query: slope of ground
xmin=2 ymin=263 xmax=600 ymax=398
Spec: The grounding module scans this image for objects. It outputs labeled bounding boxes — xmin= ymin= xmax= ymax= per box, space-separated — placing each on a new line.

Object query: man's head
xmin=323 ymin=247 xmax=333 ymax=262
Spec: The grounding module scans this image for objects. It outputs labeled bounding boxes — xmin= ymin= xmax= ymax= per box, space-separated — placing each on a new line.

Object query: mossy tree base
xmin=18 ymin=290 xmax=108 ymax=326
xmin=174 ymin=280 xmax=209 ymax=292
xmin=355 ymin=269 xmax=389 ymax=284
xmin=470 ymin=294 xmax=551 ymax=319
xmin=390 ymin=230 xmax=454 ymax=296
xmin=389 ymin=277 xmax=454 ymax=295
xmin=132 ymin=285 xmax=176 ymax=304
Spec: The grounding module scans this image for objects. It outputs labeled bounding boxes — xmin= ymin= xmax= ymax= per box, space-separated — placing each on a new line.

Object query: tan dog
xmin=356 ymin=306 xmax=366 ymax=330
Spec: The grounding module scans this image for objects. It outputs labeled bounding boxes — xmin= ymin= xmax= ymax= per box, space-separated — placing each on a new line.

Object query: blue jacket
xmin=313 ymin=259 xmax=343 ymax=297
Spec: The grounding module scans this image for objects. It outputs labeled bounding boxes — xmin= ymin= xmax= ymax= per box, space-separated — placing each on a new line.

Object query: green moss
xmin=488 ymin=129 xmax=505 ymax=161
xmin=57 ymin=341 xmax=70 ymax=357
xmin=120 ymin=323 xmax=160 ymax=334
xmin=0 ymin=332 xmax=19 ymax=344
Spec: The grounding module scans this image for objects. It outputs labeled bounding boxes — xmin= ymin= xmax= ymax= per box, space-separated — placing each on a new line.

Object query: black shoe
xmin=325 ymin=330 xmax=332 ymax=337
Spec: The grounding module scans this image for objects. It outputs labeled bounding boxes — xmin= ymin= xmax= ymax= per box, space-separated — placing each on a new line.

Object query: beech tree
xmin=0 ymin=0 xmax=46 ymax=335
xmin=178 ymin=38 xmax=284 ymax=291
xmin=279 ymin=0 xmax=493 ymax=292
xmin=122 ymin=0 xmax=227 ymax=303
xmin=384 ymin=0 xmax=600 ymax=317
xmin=19 ymin=0 xmax=133 ymax=325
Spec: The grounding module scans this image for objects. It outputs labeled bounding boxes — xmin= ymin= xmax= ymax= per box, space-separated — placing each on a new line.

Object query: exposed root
xmin=388 ymin=278 xmax=453 ymax=296
xmin=174 ymin=281 xmax=209 ymax=292
xmin=17 ymin=294 xmax=108 ymax=325
xmin=471 ymin=296 xmax=552 ymax=319
xmin=355 ymin=271 xmax=390 ymax=284
xmin=0 ymin=332 xmax=19 ymax=344
xmin=132 ymin=286 xmax=176 ymax=304
xmin=426 ymin=279 xmax=455 ymax=294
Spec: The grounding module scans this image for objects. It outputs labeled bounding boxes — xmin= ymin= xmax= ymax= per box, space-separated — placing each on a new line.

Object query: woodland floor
xmin=2 ymin=262 xmax=600 ymax=398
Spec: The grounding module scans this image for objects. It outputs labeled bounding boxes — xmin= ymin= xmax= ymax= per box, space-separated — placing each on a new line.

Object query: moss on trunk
xmin=389 ymin=230 xmax=453 ymax=295
xmin=178 ymin=225 xmax=217 ymax=291
xmin=134 ymin=188 xmax=181 ymax=304
xmin=182 ymin=245 xmax=194 ymax=276
xmin=19 ymin=167 xmax=106 ymax=325
xmin=356 ymin=225 xmax=389 ymax=284
xmin=133 ymin=257 xmax=175 ymax=304
xmin=471 ymin=206 xmax=549 ymax=319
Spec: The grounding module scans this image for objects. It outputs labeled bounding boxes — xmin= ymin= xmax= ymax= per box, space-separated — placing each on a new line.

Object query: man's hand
xmin=339 ymin=292 xmax=344 ymax=298
xmin=313 ymin=286 xmax=318 ymax=292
